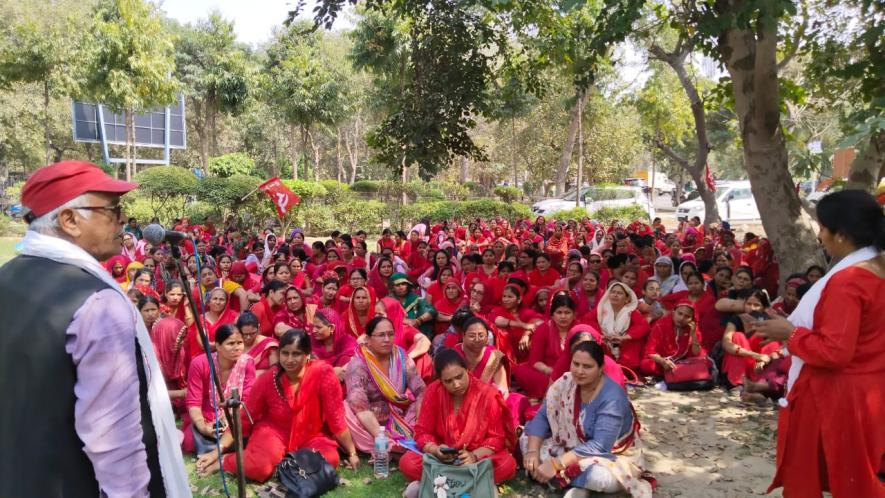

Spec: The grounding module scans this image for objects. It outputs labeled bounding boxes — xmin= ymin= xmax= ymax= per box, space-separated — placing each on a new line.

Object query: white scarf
xmin=597 ymin=282 xmax=639 ymax=338
xmin=785 ymin=246 xmax=879 ymax=397
xmin=19 ymin=231 xmax=192 ymax=497
xmin=590 ymin=228 xmax=606 ymax=251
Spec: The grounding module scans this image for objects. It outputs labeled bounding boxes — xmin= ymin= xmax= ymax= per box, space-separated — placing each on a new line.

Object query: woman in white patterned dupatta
xmin=521 ymin=341 xmax=653 ymax=498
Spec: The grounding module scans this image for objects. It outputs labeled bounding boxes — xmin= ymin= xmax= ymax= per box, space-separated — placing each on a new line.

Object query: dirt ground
xmin=630 ymin=386 xmax=781 ymax=498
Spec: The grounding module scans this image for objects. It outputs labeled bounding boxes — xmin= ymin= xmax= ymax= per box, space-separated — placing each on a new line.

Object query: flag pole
xmin=240 ymin=185 xmax=263 ymax=202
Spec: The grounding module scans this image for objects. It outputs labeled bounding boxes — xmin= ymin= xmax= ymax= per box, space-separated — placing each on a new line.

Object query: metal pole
xmin=229 ymin=388 xmax=247 ymax=498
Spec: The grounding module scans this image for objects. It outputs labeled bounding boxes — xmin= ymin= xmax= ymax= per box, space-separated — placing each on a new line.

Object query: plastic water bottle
xmin=373 ymin=427 xmax=390 ymax=479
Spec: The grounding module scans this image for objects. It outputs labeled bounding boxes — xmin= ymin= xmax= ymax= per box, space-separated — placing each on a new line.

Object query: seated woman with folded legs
xmin=639 ymin=300 xmax=705 ymax=378
xmin=400 ymin=349 xmax=517 ymax=492
xmin=522 ymin=341 xmax=651 ymax=498
xmin=513 ymin=292 xmax=579 ymax=400
xmin=195 ymin=329 xmax=360 ymax=481
xmin=344 ymin=316 xmax=426 ymax=453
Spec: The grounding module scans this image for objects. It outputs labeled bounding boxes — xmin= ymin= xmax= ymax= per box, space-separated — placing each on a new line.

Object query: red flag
xmin=704 ymin=164 xmax=716 ymax=192
xmin=258 ymin=177 xmax=300 ymax=218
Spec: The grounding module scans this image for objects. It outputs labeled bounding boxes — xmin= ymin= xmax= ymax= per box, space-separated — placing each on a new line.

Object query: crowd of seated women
xmin=114 ymin=213 xmax=828 ymax=496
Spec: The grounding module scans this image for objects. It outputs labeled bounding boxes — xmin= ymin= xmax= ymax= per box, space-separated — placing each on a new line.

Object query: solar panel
xmin=71 ymin=95 xmax=187 ymax=149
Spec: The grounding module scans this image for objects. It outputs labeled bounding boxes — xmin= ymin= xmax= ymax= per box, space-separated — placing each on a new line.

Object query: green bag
xmin=418 ymin=454 xmax=496 ymax=498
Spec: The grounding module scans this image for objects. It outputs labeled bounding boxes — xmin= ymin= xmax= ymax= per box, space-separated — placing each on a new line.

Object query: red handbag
xmin=664 ymin=356 xmax=712 ymax=384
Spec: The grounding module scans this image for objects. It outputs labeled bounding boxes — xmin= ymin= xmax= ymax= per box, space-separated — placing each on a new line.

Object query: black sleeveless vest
xmin=0 ymin=255 xmax=165 ymax=497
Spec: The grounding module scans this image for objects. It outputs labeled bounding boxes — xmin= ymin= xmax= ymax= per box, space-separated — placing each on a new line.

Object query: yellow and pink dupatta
xmin=356 ymin=344 xmax=415 ymax=440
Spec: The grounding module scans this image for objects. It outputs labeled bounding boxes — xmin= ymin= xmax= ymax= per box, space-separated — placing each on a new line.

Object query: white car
xmin=676 ymin=181 xmax=760 ymax=222
xmin=532 ymin=186 xmax=656 ymax=220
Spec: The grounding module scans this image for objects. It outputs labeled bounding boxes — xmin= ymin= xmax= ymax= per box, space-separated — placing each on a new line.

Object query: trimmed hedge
xmin=546 ymin=205 xmax=650 ymax=224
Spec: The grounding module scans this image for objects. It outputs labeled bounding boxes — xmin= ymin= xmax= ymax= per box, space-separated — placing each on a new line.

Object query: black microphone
xmin=143 ymin=223 xmax=188 ymax=246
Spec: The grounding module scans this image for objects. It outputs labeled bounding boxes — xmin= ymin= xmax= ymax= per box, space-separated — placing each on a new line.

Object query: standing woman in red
xmin=755 ymin=190 xmax=885 ymax=498
xmin=195 ymin=329 xmax=360 ymax=481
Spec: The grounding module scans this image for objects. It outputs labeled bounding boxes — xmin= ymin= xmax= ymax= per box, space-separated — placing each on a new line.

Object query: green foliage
xmin=0 ymin=214 xmax=26 ymax=237
xmin=401 ymin=199 xmax=531 ymax=224
xmin=333 ymin=199 xmax=386 ymax=233
xmin=184 ymin=201 xmax=216 ymax=224
xmin=547 ymin=204 xmax=649 ymax=223
xmin=493 ymin=185 xmax=523 ymax=203
xmin=194 ymin=174 xmax=261 ymax=211
xmin=82 ymin=0 xmax=179 ymax=112
xmin=281 ymin=179 xmax=328 ymax=202
xmin=133 ymin=166 xmax=198 ymax=218
xmin=3 ymin=181 xmax=24 ymax=202
xmin=350 ymin=180 xmax=381 ymax=193
xmin=208 ymin=152 xmax=256 ymax=177
xmin=120 ymin=193 xmax=156 ymax=223
xmin=319 ymin=179 xmax=350 ymax=203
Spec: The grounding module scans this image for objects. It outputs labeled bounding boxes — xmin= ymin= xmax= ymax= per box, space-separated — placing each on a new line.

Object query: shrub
xmin=184 ymin=201 xmax=216 ymax=224
xmin=547 ymin=205 xmax=650 ymax=224
xmin=293 ymin=204 xmax=336 ymax=235
xmin=319 ymin=180 xmax=350 ymax=203
xmin=493 ymin=186 xmax=523 ymax=203
xmin=333 ymin=200 xmax=386 ymax=233
xmin=400 ymin=200 xmax=530 ymax=225
xmin=282 ymin=180 xmax=327 ymax=202
xmin=208 ymin=152 xmax=256 ymax=178
xmin=350 ymin=180 xmax=382 ymax=193
xmin=134 ymin=166 xmax=198 ymax=219
xmin=121 ymin=194 xmax=161 ymax=224
xmin=0 ymin=214 xmax=26 ymax=237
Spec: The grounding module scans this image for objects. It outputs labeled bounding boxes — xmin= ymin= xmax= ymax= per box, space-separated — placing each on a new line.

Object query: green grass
xmin=186 ymin=454 xmax=547 ymax=497
xmin=0 ymin=237 xmax=19 ymax=267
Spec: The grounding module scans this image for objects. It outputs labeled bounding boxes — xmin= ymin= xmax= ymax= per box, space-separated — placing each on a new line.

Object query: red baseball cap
xmin=21 ymin=161 xmax=138 ymax=220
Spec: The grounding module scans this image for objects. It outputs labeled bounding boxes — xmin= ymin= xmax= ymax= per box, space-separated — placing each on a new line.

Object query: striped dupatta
xmin=356 ymin=344 xmax=415 ymax=440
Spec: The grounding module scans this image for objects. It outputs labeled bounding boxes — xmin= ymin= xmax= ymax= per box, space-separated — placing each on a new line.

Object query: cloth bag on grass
xmin=418 ymin=454 xmax=495 ymax=498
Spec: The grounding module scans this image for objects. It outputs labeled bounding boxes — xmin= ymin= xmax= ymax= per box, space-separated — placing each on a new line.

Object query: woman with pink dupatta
xmin=344 ymin=316 xmax=426 ymax=453
xmin=310 ymin=307 xmax=358 ymax=381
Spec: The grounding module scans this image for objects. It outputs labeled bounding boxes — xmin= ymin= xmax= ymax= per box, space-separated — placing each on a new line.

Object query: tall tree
xmin=81 ymin=0 xmax=179 ymax=181
xmin=0 ymin=5 xmax=84 ymax=164
xmin=174 ymin=13 xmax=251 ymax=173
xmin=636 ymin=36 xmax=721 ymax=224
xmin=264 ymin=22 xmax=346 ymax=180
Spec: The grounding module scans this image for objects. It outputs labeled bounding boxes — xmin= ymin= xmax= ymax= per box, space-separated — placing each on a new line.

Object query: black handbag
xmin=277 ymin=449 xmax=339 ymax=498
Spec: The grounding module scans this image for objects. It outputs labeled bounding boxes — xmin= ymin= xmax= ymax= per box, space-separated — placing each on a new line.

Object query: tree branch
xmin=777 ymin=0 xmax=809 ymax=71
xmin=653 ymin=137 xmax=696 ymax=174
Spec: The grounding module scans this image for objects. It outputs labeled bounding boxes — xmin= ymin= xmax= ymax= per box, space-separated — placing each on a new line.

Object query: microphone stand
xmin=169 ymin=239 xmax=246 ymax=497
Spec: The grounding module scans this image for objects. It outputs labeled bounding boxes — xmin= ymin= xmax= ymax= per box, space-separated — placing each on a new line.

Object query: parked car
xmin=806 ymin=181 xmax=842 ymax=208
xmin=676 ymin=181 xmax=761 ymax=222
xmin=532 ymin=186 xmax=656 ymax=220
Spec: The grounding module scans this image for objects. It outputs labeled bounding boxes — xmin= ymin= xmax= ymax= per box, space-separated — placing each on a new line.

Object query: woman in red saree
xmin=455 ymin=317 xmax=528 ymax=428
xmin=250 ymin=280 xmax=287 ymax=337
xmin=660 ymin=271 xmax=723 ymax=351
xmin=272 ymin=286 xmax=318 ymax=338
xmin=755 ymin=191 xmax=884 ymax=498
xmin=432 ymin=277 xmax=465 ymax=337
xmin=367 ymin=257 xmax=394 ymax=298
xmin=341 ymin=286 xmax=377 ymax=338
xmin=148 ymin=316 xmax=188 ymax=413
xmin=544 ymin=224 xmax=570 ymax=270
xmin=186 ymin=287 xmax=239 ymax=363
xmin=376 ymin=297 xmax=433 ymax=383
xmin=572 ymin=270 xmax=602 ymax=316
xmin=105 ymin=255 xmax=128 ymax=283
xmin=639 ymin=301 xmax=705 ymax=377
xmin=719 ymin=288 xmax=782 ymax=390
xmin=237 ymin=312 xmax=278 ymax=376
xmin=195 ymin=329 xmax=360 ymax=481
xmin=400 ymin=349 xmax=517 ymax=485
xmin=513 ymin=292 xmax=579 ymax=399
xmin=528 ymin=253 xmax=561 ymax=288
xmin=490 ymin=284 xmax=543 ymax=364
xmin=311 ymin=307 xmax=358 ymax=381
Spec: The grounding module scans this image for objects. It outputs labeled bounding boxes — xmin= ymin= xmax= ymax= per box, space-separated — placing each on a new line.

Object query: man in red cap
xmin=0 ymin=161 xmax=191 ymax=497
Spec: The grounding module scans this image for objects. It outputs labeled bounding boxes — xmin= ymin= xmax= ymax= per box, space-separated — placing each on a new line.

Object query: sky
xmin=159 ymin=0 xmax=313 ymax=46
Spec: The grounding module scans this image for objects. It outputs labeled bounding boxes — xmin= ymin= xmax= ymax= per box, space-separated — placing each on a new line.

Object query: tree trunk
xmin=344 ymin=118 xmax=360 ymax=184
xmin=299 ymin=126 xmax=310 ymax=181
xmin=207 ymin=92 xmax=218 ymax=158
xmin=650 ymin=41 xmax=721 ymax=224
xmin=125 ymin=110 xmax=134 ymax=182
xmin=459 ymin=156 xmax=469 ymax=184
xmin=555 ymin=89 xmax=590 ymax=197
xmin=845 ymin=130 xmax=884 ymax=192
xmin=335 ymin=127 xmax=344 ymax=183
xmin=511 ymin=117 xmax=518 ymax=186
xmin=308 ymin=129 xmax=321 ymax=182
xmin=191 ymin=98 xmax=209 ymax=173
xmin=576 ymin=102 xmax=583 ymax=207
xmin=288 ymin=123 xmax=299 ymax=180
xmin=720 ymin=21 xmax=821 ymax=279
xmin=43 ymin=80 xmax=51 ymax=165
xmin=401 ymin=156 xmax=408 ymax=206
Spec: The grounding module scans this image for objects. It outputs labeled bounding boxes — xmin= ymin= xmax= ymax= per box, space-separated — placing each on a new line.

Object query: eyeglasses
xmin=464 ymin=334 xmax=488 ymax=341
xmin=76 ymin=204 xmax=123 ymax=219
xmin=370 ymin=331 xmax=396 ymax=339
xmin=589 ymin=259 xmax=602 ymax=264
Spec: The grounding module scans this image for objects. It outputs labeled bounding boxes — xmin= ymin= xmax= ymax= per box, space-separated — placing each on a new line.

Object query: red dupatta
xmin=286 ymin=361 xmax=336 ymax=450
xmin=424 ymin=375 xmax=515 ymax=451
xmin=342 ymin=286 xmax=377 ymax=338
xmin=311 ymin=308 xmax=358 ymax=367
xmin=149 ymin=317 xmax=187 ymax=383
xmin=380 ymin=296 xmax=417 ymax=350
xmin=433 ymin=278 xmax=465 ymax=316
xmin=247 ymin=335 xmax=279 ymax=370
